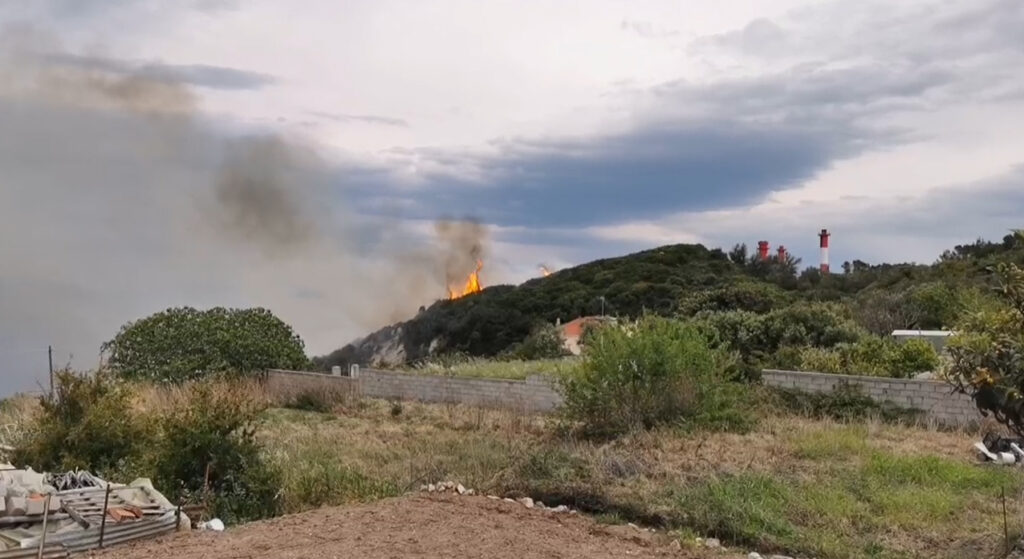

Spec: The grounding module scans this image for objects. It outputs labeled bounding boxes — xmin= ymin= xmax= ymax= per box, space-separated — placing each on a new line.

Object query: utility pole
xmin=47 ymin=345 xmax=54 ymax=399
xmin=599 ymin=296 xmax=605 ymax=317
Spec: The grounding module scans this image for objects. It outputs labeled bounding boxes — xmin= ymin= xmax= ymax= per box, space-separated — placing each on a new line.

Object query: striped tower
xmin=819 ymin=229 xmax=831 ymax=274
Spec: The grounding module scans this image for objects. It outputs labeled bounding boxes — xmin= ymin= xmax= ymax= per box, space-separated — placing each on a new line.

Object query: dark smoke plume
xmin=434 ymin=218 xmax=488 ymax=289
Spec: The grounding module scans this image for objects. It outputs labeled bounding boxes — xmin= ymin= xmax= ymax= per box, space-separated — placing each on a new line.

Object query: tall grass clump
xmin=559 ymin=316 xmax=752 ymax=438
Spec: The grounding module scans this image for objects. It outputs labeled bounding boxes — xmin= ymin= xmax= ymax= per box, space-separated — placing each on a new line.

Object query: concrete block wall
xmin=263 ymin=369 xmax=359 ymax=403
xmin=762 ymin=369 xmax=982 ymax=426
xmin=265 ymin=369 xmax=563 ymax=413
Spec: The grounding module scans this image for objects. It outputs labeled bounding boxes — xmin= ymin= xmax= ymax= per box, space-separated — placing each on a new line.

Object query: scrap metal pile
xmin=0 ymin=465 xmax=187 ymax=558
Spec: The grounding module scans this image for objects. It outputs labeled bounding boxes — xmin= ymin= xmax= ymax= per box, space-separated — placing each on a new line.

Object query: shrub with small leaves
xmin=103 ymin=306 xmax=309 ymax=382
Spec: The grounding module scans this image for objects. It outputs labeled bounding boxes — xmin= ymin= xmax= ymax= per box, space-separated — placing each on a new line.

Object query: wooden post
xmin=36 ymin=495 xmax=52 ymax=559
xmin=98 ymin=484 xmax=111 ymax=548
xmin=47 ymin=345 xmax=54 ymax=400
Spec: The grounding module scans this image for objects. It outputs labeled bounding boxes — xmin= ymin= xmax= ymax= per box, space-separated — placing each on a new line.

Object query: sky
xmin=2 ymin=0 xmax=1023 ymax=394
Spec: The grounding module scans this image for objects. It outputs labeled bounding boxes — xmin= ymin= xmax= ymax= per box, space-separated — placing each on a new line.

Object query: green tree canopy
xmin=103 ymin=307 xmax=308 ymax=382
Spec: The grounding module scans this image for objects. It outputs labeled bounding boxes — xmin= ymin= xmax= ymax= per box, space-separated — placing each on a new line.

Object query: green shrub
xmin=559 ymin=316 xmax=752 ymax=438
xmin=11 ymin=370 xmax=152 ymax=476
xmin=889 ymin=338 xmax=940 ymax=376
xmin=503 ymin=323 xmax=569 ymax=360
xmin=796 ymin=336 xmax=939 ymax=378
xmin=678 ymin=281 xmax=791 ymax=316
xmin=152 ymin=381 xmax=282 ymax=523
xmin=103 ymin=306 xmax=309 ymax=382
xmin=946 ymin=250 xmax=1024 ymax=436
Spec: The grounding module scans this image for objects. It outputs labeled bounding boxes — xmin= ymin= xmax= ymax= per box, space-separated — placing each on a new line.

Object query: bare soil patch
xmin=92 ymin=494 xmax=731 ymax=559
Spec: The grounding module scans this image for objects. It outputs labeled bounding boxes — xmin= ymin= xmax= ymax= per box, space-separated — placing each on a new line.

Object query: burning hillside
xmin=449 ymin=259 xmax=484 ymax=299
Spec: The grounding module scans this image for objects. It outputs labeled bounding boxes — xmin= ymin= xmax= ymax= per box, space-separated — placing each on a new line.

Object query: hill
xmin=316 ymin=233 xmax=1024 ymax=370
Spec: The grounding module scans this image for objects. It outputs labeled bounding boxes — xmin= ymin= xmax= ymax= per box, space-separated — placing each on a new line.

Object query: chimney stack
xmin=757 ymin=240 xmax=770 ymax=261
xmin=819 ymin=229 xmax=831 ymax=274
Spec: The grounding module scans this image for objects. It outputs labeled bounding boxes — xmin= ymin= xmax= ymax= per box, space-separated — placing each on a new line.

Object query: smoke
xmin=212 ymin=136 xmax=318 ymax=252
xmin=0 ymin=26 xmax=491 ymax=394
xmin=435 ymin=218 xmax=488 ymax=289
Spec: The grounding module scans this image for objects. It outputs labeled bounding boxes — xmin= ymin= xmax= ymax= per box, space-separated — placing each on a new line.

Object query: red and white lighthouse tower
xmin=818 ymin=229 xmax=831 ymax=274
xmin=757 ymin=240 xmax=770 ymax=261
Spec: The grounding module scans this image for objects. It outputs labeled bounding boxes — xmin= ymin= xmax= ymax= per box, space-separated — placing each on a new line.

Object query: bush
xmin=152 ymin=382 xmax=281 ymax=523
xmin=13 ymin=372 xmax=281 ymax=524
xmin=559 ymin=316 xmax=751 ymax=438
xmin=103 ymin=306 xmax=309 ymax=383
xmin=796 ymin=336 xmax=939 ymax=378
xmin=678 ymin=281 xmax=791 ymax=316
xmin=503 ymin=323 xmax=569 ymax=360
xmin=946 ymin=250 xmax=1024 ymax=436
xmin=10 ymin=370 xmax=152 ymax=476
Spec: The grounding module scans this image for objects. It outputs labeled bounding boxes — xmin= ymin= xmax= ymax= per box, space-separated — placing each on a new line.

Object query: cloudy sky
xmin=2 ymin=0 xmax=1023 ymax=393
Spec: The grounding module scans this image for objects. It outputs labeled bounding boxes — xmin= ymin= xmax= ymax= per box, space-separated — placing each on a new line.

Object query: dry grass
xmin=0 ymin=394 xmax=40 ymax=453
xmin=259 ymin=398 xmax=1023 ymax=559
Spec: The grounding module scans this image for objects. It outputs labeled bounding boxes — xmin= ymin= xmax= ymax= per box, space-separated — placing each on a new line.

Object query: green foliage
xmin=695 ymin=302 xmax=865 ymax=375
xmin=322 ymin=244 xmax=745 ymax=368
xmin=503 ymin=323 xmax=569 ymax=360
xmin=946 ymin=247 xmax=1024 ymax=436
xmin=13 ymin=372 xmax=282 ymax=524
xmin=679 ymin=281 xmax=791 ymax=316
xmin=10 ymin=370 xmax=151 ymax=476
xmin=559 ymin=316 xmax=752 ymax=438
xmin=797 ymin=337 xmax=939 ymax=378
xmin=152 ymin=382 xmax=281 ymax=523
xmin=104 ymin=306 xmax=309 ymax=382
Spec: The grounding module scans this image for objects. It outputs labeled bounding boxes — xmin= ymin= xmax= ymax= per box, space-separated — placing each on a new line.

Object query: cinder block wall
xmin=263 ymin=369 xmax=359 ymax=403
xmin=265 ymin=369 xmax=563 ymax=413
xmin=761 ymin=369 xmax=982 ymax=426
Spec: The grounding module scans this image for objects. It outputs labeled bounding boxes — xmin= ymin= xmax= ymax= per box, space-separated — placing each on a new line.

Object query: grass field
xmin=260 ymin=397 xmax=1022 ymax=559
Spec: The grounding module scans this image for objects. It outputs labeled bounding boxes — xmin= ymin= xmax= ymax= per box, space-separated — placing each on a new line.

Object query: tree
xmin=103 ymin=307 xmax=309 ymax=382
xmin=946 ymin=232 xmax=1024 ymax=434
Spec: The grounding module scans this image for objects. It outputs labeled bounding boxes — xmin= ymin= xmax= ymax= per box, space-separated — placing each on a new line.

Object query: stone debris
xmin=703 ymin=537 xmax=722 ymax=549
xmin=748 ymin=553 xmax=764 ymax=559
xmin=420 ymin=482 xmax=579 ymax=515
xmin=769 ymin=556 xmax=794 ymax=559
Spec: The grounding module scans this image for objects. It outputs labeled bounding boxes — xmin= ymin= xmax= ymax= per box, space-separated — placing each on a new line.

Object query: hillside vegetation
xmin=318 ymin=233 xmax=1024 ymax=371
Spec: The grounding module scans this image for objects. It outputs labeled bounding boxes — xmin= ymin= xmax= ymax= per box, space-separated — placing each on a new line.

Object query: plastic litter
xmin=198 ymin=518 xmax=224 ymax=532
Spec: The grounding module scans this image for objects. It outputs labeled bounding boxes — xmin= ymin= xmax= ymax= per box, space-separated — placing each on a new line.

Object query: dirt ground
xmin=91 ymin=494 xmax=735 ymax=559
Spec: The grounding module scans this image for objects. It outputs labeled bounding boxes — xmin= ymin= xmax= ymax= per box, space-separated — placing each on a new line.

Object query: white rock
xmin=768 ymin=556 xmax=794 ymax=559
xmin=466 ymin=489 xmax=475 ymax=496
xmin=628 ymin=523 xmax=639 ymax=530
xmin=748 ymin=553 xmax=764 ymax=559
xmin=669 ymin=540 xmax=682 ymax=550
xmin=419 ymin=484 xmax=429 ymax=492
xmin=487 ymin=495 xmax=499 ymax=500
xmin=553 ymin=505 xmax=569 ymax=513
xmin=456 ymin=484 xmax=466 ymax=495
xmin=503 ymin=498 xmax=516 ymax=503
xmin=704 ymin=538 xmax=721 ymax=549
xmin=569 ymin=510 xmax=578 ymax=515
xmin=518 ymin=497 xmax=535 ymax=508
xmin=427 ymin=483 xmax=436 ymax=492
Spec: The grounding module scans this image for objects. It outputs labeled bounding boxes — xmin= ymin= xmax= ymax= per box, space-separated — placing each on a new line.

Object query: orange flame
xmin=539 ymin=265 xmax=552 ymax=277
xmin=449 ymin=260 xmax=484 ymax=299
